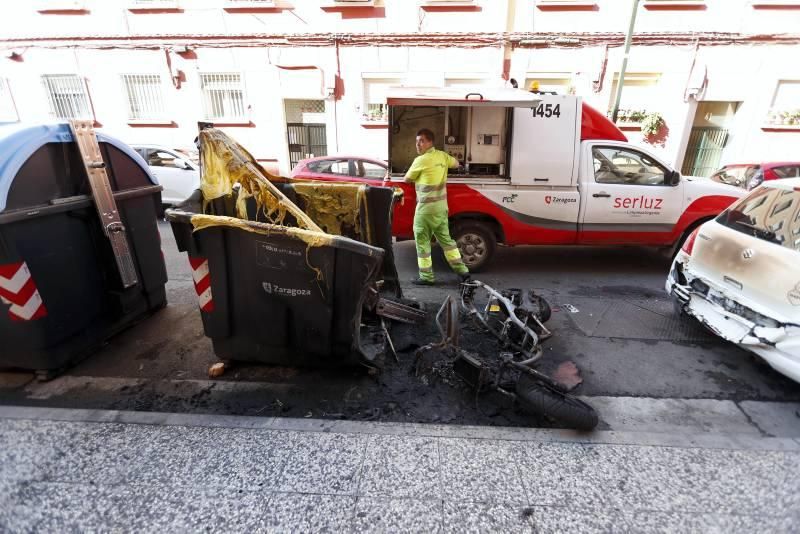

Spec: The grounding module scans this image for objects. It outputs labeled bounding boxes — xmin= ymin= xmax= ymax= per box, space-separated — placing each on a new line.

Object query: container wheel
xmin=452 ymin=221 xmax=496 ymax=273
xmin=515 ymin=373 xmax=598 ymax=431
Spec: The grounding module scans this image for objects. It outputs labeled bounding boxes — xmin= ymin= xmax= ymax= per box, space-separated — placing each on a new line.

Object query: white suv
xmin=667 ymin=178 xmax=800 ymax=383
xmin=132 ymin=144 xmax=199 ymax=206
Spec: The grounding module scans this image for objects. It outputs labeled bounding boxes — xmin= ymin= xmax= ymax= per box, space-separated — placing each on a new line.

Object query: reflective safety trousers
xmin=413 ymin=208 xmax=469 ymax=282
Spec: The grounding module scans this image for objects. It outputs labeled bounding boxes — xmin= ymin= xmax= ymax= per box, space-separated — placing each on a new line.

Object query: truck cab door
xmin=579 ymin=144 xmax=684 ymax=244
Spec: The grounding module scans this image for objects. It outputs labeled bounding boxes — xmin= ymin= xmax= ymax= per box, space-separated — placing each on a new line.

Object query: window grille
xmin=0 ymin=79 xmax=18 ymax=121
xmin=284 ymin=99 xmax=326 ymax=123
xmin=200 ymin=73 xmax=246 ymax=121
xmin=41 ymin=74 xmax=91 ymax=120
xmin=121 ymin=74 xmax=165 ymax=121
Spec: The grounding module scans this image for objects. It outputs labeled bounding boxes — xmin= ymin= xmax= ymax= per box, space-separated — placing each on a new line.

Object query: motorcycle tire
xmin=515 ymin=373 xmax=599 ymax=431
xmin=524 ymin=290 xmax=551 ymax=324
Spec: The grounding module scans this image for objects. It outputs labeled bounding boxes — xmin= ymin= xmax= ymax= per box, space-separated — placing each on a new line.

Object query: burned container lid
xmin=0 ymin=122 xmax=156 ymax=212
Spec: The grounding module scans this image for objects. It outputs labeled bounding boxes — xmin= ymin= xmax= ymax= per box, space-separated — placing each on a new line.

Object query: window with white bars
xmin=200 ymin=73 xmax=246 ymax=121
xmin=41 ymin=75 xmax=92 ymax=120
xmin=121 ymin=74 xmax=166 ymax=121
xmin=0 ymin=79 xmax=18 ymax=122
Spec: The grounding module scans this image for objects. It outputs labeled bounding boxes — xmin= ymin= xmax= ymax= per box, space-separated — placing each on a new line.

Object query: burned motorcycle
xmin=416 ymin=280 xmax=598 ymax=431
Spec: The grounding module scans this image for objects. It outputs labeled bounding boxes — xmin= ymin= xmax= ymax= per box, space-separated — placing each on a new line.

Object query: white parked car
xmin=667 ymin=178 xmax=800 ymax=383
xmin=132 ymin=144 xmax=199 ymax=206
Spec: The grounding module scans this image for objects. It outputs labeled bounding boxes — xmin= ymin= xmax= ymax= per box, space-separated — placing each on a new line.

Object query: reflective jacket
xmin=404 ymin=147 xmax=457 ymax=214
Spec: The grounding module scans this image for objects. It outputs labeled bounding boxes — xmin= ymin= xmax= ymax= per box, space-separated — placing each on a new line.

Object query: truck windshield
xmin=592 ymin=147 xmax=667 ymax=186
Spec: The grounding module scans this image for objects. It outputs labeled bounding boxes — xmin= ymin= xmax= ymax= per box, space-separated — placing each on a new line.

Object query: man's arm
xmin=446 ymin=153 xmax=459 ymax=169
xmin=404 ymin=156 xmax=423 ymax=183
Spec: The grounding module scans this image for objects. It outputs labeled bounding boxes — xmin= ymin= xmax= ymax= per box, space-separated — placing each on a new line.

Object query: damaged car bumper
xmin=667 ymin=260 xmax=800 ymax=383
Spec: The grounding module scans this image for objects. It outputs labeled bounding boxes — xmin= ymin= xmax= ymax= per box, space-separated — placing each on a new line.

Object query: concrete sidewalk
xmin=1 ymin=406 xmax=798 ymax=533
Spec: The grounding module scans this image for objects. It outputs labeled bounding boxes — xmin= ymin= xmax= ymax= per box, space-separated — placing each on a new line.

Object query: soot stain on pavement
xmin=8 ymin=295 xmax=585 ymax=429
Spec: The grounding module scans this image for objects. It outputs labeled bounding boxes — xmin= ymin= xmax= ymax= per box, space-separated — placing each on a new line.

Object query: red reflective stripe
xmin=9 ymin=303 xmax=47 ymax=322
xmin=0 ymin=276 xmax=37 ymax=306
xmin=0 ymin=261 xmax=23 ymax=279
xmin=188 ymin=256 xmax=207 ymax=270
xmin=0 ymin=261 xmax=48 ymax=321
xmin=194 ymin=271 xmax=212 ymax=296
xmin=188 ymin=256 xmax=214 ymax=313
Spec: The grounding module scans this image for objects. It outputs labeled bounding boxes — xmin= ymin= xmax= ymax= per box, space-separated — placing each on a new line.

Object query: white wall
xmin=1 ymin=0 xmax=799 ymax=174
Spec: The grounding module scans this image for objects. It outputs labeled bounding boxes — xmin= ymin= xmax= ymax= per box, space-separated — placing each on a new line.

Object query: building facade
xmin=1 ymin=0 xmax=799 ymax=176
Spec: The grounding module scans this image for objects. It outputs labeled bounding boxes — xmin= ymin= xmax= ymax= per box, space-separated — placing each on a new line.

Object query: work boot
xmin=411 ymin=278 xmax=435 ymax=286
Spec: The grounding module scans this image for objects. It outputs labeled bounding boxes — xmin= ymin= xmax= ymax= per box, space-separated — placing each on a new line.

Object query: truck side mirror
xmin=669 ymin=170 xmax=681 ymax=186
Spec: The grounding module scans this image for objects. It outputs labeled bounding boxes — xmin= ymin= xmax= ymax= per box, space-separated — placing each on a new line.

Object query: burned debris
xmin=415 ymin=281 xmax=598 ymax=431
xmin=165 ymin=125 xmax=596 ymax=430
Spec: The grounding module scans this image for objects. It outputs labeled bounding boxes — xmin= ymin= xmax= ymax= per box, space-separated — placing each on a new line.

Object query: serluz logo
xmin=545 ymin=195 xmax=577 ymax=205
xmin=262 ymin=282 xmax=312 ymax=297
xmin=613 ymin=196 xmax=663 ymax=209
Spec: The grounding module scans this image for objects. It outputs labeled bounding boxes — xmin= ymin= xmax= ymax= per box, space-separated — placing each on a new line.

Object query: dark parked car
xmin=709 ymin=162 xmax=800 ymax=190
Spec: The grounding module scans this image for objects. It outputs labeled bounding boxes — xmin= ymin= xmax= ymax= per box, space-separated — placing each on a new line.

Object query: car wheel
xmin=452 ymin=222 xmax=496 ymax=273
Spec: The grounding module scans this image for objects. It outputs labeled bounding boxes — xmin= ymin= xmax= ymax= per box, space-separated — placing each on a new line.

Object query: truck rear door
xmin=579 ymin=143 xmax=684 ymax=244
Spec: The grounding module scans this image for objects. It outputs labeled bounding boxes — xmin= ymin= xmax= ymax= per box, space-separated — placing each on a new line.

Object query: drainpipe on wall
xmin=502 ymin=0 xmax=517 ymax=81
xmin=610 ymin=0 xmax=640 ymax=123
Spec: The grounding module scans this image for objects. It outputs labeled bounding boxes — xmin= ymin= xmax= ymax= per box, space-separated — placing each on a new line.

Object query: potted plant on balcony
xmin=641 ymin=111 xmax=665 ymax=137
xmin=629 ymin=110 xmax=646 ymax=124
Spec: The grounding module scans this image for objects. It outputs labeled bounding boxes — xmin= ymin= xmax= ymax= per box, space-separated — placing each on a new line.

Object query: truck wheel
xmin=453 ymin=222 xmax=496 ymax=272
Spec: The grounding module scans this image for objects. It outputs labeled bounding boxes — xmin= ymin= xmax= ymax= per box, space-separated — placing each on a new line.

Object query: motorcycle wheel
xmin=515 ymin=373 xmax=598 ymax=431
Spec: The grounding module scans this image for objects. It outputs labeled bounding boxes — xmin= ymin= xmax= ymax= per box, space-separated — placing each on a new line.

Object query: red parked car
xmin=289 ymin=155 xmax=417 ymax=244
xmin=709 ymin=162 xmax=800 ymax=190
xmin=290 ymin=156 xmax=388 ymax=182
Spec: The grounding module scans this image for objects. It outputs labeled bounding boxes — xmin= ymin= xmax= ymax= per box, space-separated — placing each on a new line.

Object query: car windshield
xmin=710 ymin=166 xmax=759 ymax=188
xmin=174 ymin=148 xmax=199 ymax=165
xmin=716 ymin=186 xmax=800 ymax=251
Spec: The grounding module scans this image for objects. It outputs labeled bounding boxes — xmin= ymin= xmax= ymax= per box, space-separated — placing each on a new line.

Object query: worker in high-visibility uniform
xmin=404 ymin=128 xmax=470 ymax=285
